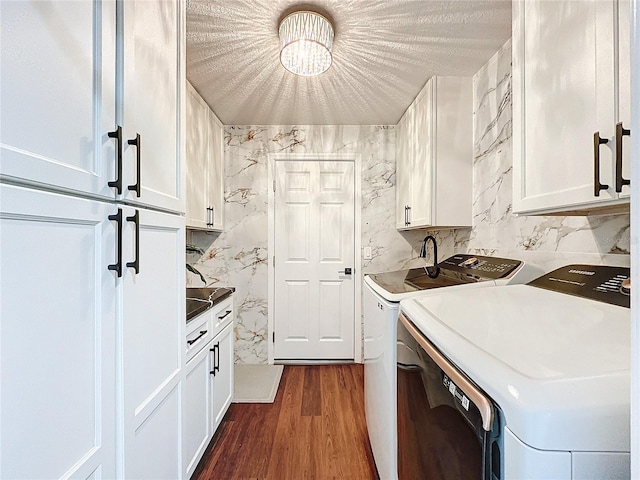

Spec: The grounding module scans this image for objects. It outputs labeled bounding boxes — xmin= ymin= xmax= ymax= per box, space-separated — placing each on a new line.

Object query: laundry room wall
xmin=188 ymin=124 xmax=450 ymax=364
xmin=467 ymin=39 xmax=631 ymax=271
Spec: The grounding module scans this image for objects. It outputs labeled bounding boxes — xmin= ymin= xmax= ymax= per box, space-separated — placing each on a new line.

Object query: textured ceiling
xmin=186 ymin=0 xmax=511 ymax=125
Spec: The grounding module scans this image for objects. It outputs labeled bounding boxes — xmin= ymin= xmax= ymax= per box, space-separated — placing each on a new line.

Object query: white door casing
xmin=272 ymin=159 xmax=357 ymax=361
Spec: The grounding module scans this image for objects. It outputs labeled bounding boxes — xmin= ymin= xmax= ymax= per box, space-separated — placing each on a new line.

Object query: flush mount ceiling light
xmin=279 ymin=10 xmax=334 ymax=77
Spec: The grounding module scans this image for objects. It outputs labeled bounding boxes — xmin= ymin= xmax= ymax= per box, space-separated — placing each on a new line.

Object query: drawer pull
xmin=218 ymin=310 xmax=232 ymax=320
xmin=187 ymin=330 xmax=207 ymax=345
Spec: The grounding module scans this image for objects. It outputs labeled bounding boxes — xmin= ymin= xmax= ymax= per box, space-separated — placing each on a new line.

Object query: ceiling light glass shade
xmin=279 ymin=11 xmax=334 ymax=76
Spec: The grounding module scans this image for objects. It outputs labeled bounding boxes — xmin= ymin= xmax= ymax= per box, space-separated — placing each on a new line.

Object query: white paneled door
xmin=274 ymin=160 xmax=355 ymax=360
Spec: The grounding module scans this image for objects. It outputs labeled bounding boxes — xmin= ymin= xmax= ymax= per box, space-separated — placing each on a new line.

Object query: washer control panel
xmin=439 ymin=254 xmax=522 ymax=280
xmin=528 ymin=264 xmax=630 ymax=308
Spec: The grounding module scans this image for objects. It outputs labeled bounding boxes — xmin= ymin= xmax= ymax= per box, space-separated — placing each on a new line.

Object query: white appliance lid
xmin=400 ymin=284 xmax=630 ymax=453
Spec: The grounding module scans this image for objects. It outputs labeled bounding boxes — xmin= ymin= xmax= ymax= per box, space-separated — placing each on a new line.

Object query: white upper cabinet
xmin=208 ymin=110 xmax=225 ymax=230
xmin=512 ymin=0 xmax=631 ymax=215
xmin=185 ymin=82 xmax=224 ymax=231
xmin=396 ymin=76 xmax=473 ymax=230
xmin=0 ymin=0 xmax=185 ymax=213
xmin=0 ymin=0 xmax=116 ymax=199
xmin=121 ymin=0 xmax=185 ymax=213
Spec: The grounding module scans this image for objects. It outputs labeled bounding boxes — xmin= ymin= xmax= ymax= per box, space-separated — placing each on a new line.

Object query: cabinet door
xmin=120 ymin=207 xmax=185 ymax=479
xmin=433 ymin=76 xmax=473 ymax=227
xmin=209 ymin=111 xmax=225 ymax=231
xmin=513 ymin=0 xmax=620 ymax=214
xmin=184 ymin=342 xmax=212 ymax=478
xmin=617 ymin=0 xmax=631 ymax=198
xmin=395 ymin=107 xmax=412 ymax=229
xmin=210 ymin=322 xmax=234 ymax=434
xmin=0 ymin=184 xmax=116 ymax=479
xmin=186 ymin=83 xmax=210 ymax=229
xmin=410 ymin=83 xmax=434 ymax=227
xmin=121 ymin=0 xmax=185 ymax=213
xmin=0 ymin=0 xmax=116 ymax=199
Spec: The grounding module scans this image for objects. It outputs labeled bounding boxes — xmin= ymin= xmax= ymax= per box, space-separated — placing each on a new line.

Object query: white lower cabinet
xmin=120 ymin=207 xmax=186 ymax=479
xmin=211 ymin=321 xmax=234 ymax=433
xmin=184 ymin=336 xmax=213 ymax=477
xmin=183 ymin=297 xmax=234 ymax=478
xmin=0 ymin=184 xmax=117 ymax=479
xmin=0 ymin=184 xmax=186 ymax=479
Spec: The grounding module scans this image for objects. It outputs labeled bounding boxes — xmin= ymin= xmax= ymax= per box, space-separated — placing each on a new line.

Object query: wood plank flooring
xmin=192 ymin=364 xmax=379 ymax=480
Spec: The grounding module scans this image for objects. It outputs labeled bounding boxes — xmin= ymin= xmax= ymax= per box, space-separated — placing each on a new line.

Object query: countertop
xmin=186 ymin=287 xmax=234 ymax=322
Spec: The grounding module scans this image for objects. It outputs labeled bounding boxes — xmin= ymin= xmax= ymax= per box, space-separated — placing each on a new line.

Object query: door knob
xmin=339 ymin=268 xmax=352 ymax=275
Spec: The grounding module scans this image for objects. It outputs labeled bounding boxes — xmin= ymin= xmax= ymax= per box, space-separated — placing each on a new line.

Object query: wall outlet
xmin=364 ymin=247 xmax=372 ymax=260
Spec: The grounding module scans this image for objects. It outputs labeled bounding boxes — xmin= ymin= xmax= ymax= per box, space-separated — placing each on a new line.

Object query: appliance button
xmin=462 ymin=257 xmax=479 ymax=267
xmin=621 ymin=278 xmax=631 ymax=295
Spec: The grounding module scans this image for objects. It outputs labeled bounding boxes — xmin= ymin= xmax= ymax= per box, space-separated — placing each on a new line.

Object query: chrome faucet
xmin=419 ymin=235 xmax=440 ymax=278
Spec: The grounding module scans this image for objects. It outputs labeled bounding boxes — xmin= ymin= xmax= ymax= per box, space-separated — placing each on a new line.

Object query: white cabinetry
xmin=0 ymin=0 xmax=116 ymax=199
xmin=0 ymin=0 xmax=185 ymax=214
xmin=120 ymin=208 xmax=185 ymax=479
xmin=184 ymin=331 xmax=213 ymax=477
xmin=183 ymin=296 xmax=234 ymax=478
xmin=0 ymin=184 xmax=117 ymax=479
xmin=0 ymin=1 xmax=186 ymax=478
xmin=512 ymin=0 xmax=631 ymax=215
xmin=395 ymin=76 xmax=473 ymax=230
xmin=120 ymin=0 xmax=185 ymax=213
xmin=211 ymin=320 xmax=234 ymax=432
xmin=186 ymin=82 xmax=224 ymax=231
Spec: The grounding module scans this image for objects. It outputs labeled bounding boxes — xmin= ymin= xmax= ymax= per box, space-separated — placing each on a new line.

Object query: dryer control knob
xmin=462 ymin=257 xmax=479 ymax=267
xmin=621 ymin=278 xmax=631 ymax=295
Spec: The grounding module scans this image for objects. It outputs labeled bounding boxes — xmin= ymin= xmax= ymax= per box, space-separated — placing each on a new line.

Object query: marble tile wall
xmin=188 ymin=125 xmax=442 ymax=364
xmin=468 ymin=40 xmax=631 ymax=270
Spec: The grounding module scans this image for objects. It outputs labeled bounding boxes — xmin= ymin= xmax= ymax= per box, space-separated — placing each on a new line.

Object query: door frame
xmin=267 ymin=153 xmax=362 ymax=364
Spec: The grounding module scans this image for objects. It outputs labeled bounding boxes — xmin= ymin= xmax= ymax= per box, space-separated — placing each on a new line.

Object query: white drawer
xmin=186 ymin=310 xmax=213 ymax=363
xmin=211 ymin=296 xmax=233 ymax=337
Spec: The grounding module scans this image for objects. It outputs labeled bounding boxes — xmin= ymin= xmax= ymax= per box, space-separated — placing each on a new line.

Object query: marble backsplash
xmin=189 ymin=40 xmax=630 ymax=365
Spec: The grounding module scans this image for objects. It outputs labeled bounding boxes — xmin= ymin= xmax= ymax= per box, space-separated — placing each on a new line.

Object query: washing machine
xmin=363 ymin=253 xmax=539 ymax=479
xmin=398 ymin=264 xmax=631 ymax=479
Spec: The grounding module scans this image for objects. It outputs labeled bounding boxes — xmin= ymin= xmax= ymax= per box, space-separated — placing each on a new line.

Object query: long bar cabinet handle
xmin=108 ymin=126 xmax=123 ymax=194
xmin=108 ymin=208 xmax=123 ymax=277
xmin=218 ymin=310 xmax=232 ymax=320
xmin=127 ymin=133 xmax=141 ymax=197
xmin=593 ymin=132 xmax=609 ymax=197
xmin=126 ymin=210 xmax=140 ymax=274
xmin=210 ymin=343 xmax=220 ymax=376
xmin=615 ymin=122 xmax=631 ymax=192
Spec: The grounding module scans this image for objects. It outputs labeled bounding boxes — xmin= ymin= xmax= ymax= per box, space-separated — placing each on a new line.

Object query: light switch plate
xmin=364 ymin=247 xmax=372 ymax=260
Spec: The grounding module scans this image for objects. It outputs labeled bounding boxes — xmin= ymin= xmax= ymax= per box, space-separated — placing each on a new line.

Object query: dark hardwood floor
xmin=192 ymin=364 xmax=379 ymax=480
